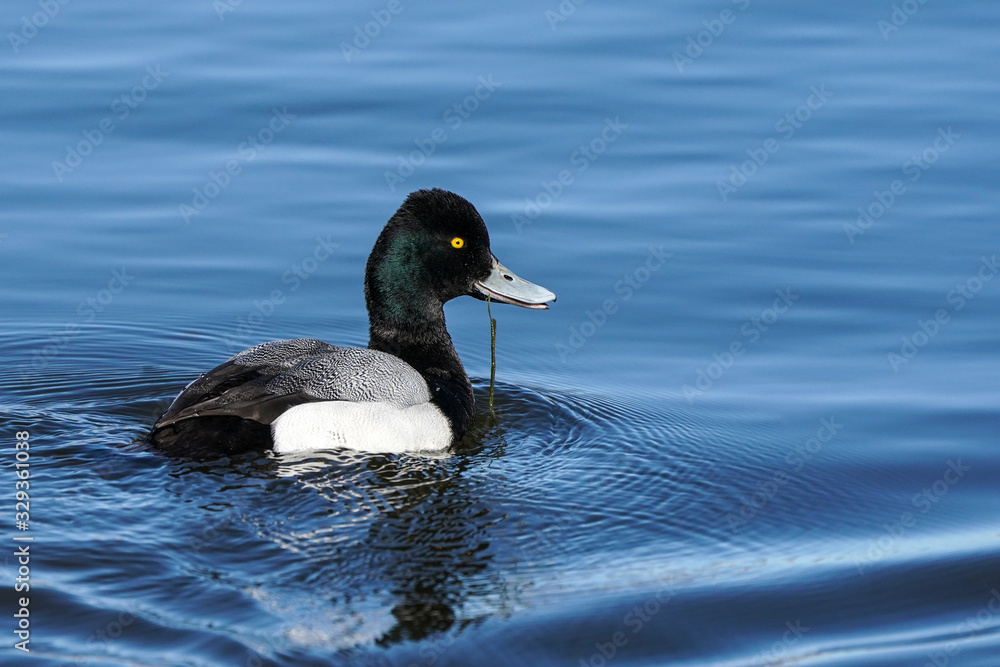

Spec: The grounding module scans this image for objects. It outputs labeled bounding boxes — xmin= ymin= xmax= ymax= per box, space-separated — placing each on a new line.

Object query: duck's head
xmin=365 ymin=189 xmax=555 ymax=323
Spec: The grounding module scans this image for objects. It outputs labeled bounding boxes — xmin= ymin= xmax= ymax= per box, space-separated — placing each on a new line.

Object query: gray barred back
xmin=229 ymin=338 xmax=431 ymax=406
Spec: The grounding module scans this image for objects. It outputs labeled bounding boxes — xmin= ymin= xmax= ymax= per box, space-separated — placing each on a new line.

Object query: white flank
xmin=271 ymin=401 xmax=452 ymax=454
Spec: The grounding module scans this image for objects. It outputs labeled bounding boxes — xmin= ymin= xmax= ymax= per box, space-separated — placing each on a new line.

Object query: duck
xmin=148 ymin=189 xmax=555 ymax=457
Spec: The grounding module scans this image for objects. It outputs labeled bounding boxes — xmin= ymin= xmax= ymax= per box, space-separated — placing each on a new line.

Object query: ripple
xmin=4 ymin=327 xmax=999 ymax=664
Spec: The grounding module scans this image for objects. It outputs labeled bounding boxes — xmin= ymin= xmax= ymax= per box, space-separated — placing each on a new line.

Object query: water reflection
xmin=265 ymin=408 xmax=514 ymax=647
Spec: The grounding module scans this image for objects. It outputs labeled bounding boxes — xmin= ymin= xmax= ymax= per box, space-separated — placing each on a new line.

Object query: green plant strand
xmin=487 ymin=295 xmax=496 ymax=413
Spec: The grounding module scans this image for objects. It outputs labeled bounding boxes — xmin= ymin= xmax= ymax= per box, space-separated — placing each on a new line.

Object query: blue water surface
xmin=2 ymin=0 xmax=999 ymax=665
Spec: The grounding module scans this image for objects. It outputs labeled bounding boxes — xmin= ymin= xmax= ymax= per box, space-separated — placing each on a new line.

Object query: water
xmin=2 ymin=0 xmax=999 ymax=664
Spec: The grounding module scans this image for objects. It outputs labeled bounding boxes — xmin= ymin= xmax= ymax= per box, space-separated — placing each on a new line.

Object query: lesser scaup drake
xmin=149 ymin=189 xmax=555 ymax=457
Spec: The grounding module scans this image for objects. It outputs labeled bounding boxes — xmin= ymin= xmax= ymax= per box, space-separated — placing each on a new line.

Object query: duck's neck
xmin=368 ymin=305 xmax=462 ymax=379
xmin=367 ymin=304 xmax=475 ymax=440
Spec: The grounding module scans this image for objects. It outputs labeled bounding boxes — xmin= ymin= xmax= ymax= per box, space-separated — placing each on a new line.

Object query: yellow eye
xmin=451 ymin=237 xmax=465 ymax=249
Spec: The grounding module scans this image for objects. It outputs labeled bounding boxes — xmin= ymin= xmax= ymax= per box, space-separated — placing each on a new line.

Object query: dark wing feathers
xmin=153 ymin=338 xmax=430 ymax=429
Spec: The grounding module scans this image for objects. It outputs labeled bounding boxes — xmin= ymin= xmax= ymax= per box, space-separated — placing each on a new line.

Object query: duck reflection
xmin=270 ymin=404 xmax=512 ymax=647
